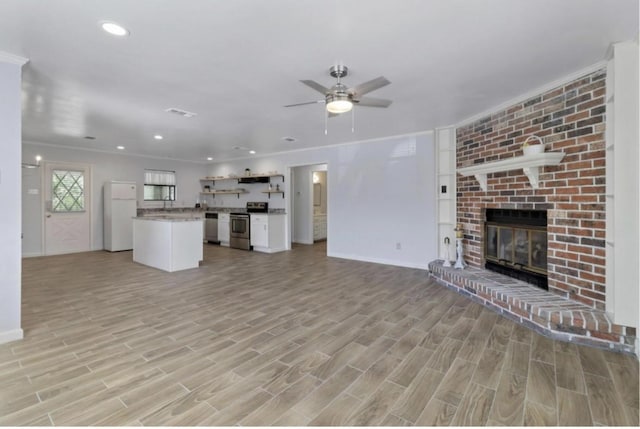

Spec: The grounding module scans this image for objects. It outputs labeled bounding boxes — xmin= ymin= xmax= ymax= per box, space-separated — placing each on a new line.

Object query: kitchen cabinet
xmin=133 ymin=217 xmax=203 ymax=272
xmin=313 ymin=214 xmax=327 ymax=241
xmin=218 ymin=213 xmax=230 ymax=247
xmin=250 ymin=213 xmax=286 ymax=253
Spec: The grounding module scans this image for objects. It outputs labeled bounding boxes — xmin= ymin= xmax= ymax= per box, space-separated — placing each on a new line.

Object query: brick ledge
xmin=428 ymin=260 xmax=636 ymax=355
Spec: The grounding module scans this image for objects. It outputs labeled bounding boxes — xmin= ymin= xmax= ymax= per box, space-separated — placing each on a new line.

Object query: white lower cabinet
xmin=250 ymin=214 xmax=286 ymax=253
xmin=313 ymin=214 xmax=327 ymax=241
xmin=133 ymin=218 xmax=203 ymax=272
xmin=218 ymin=213 xmax=230 ymax=247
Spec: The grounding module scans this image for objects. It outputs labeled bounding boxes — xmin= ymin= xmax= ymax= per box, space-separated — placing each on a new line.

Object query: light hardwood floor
xmin=1 ymin=243 xmax=638 ymax=426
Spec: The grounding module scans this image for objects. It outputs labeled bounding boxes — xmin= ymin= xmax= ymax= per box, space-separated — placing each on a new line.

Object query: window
xmin=144 ymin=169 xmax=176 ymax=201
xmin=52 ymin=170 xmax=85 ymax=212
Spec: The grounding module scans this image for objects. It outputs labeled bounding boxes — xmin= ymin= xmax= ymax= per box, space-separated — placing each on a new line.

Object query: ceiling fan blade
xmin=284 ymin=100 xmax=324 ymax=108
xmin=348 ymin=76 xmax=390 ymax=96
xmin=300 ymin=80 xmax=330 ymax=94
xmin=354 ymin=96 xmax=392 ymax=108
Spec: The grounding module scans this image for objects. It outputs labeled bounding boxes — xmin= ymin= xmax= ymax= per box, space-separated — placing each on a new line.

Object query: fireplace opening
xmin=484 ymin=209 xmax=548 ymax=290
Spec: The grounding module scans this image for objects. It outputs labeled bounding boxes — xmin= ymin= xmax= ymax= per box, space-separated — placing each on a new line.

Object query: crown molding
xmin=217 ymin=130 xmax=435 ymax=163
xmin=0 ymin=51 xmax=29 ymax=66
xmin=22 ymin=140 xmax=208 ymax=165
xmin=456 ymin=60 xmax=608 ymax=128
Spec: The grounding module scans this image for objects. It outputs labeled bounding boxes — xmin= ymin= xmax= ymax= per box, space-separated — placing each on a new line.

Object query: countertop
xmin=133 ymin=216 xmax=204 ymax=222
xmin=137 ymin=207 xmax=286 ymax=216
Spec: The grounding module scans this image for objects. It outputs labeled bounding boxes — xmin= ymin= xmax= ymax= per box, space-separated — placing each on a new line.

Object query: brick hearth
xmin=429 ymin=261 xmax=635 ymax=354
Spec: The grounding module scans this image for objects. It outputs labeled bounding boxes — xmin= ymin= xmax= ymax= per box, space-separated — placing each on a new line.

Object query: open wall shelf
xmin=457 ymin=152 xmax=565 ymax=191
xmin=261 ymin=190 xmax=284 ymax=199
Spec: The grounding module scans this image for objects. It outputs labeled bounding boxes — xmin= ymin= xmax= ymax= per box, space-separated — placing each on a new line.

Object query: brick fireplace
xmin=429 ymin=68 xmax=636 ymax=353
xmin=457 ymin=68 xmax=607 ymax=310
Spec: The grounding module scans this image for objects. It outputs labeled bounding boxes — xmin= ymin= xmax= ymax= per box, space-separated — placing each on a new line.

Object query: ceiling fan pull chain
xmin=352 ymin=108 xmax=355 ymax=133
xmin=324 ymin=109 xmax=328 ymax=135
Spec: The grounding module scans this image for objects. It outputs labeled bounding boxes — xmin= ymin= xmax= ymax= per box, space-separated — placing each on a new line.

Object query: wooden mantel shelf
xmin=457 ymin=152 xmax=565 ymax=191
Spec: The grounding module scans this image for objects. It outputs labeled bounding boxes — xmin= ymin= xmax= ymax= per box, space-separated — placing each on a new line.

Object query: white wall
xmin=22 ymin=142 xmax=208 ymax=255
xmin=208 ymin=132 xmax=437 ymax=269
xmin=0 ymin=57 xmax=25 ymax=343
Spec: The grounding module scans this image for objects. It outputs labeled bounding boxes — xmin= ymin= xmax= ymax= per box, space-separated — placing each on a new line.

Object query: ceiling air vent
xmin=165 ymin=107 xmax=197 ymax=118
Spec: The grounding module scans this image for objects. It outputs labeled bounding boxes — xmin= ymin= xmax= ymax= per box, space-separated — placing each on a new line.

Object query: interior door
xmin=44 ymin=162 xmax=92 ymax=255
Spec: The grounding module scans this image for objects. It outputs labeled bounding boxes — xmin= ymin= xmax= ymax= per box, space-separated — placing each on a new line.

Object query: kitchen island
xmin=133 ymin=216 xmax=203 ymax=272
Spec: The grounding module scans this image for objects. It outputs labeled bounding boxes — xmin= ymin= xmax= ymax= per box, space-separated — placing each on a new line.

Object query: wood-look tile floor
xmin=2 ymin=242 xmax=638 ymax=426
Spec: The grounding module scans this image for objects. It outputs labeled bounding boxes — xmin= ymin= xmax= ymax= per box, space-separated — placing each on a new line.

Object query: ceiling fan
xmin=284 ymin=65 xmax=392 ymax=115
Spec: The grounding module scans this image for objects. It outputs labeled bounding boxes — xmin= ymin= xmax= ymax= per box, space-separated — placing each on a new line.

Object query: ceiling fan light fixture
xmin=326 ymin=94 xmax=353 ymax=114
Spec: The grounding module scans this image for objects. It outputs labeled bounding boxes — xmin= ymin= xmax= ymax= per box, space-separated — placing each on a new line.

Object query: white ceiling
xmin=1 ymin=0 xmax=637 ymax=162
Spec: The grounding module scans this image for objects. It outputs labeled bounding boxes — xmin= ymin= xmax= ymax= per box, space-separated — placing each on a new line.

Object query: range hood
xmin=238 ymin=176 xmax=270 ymax=184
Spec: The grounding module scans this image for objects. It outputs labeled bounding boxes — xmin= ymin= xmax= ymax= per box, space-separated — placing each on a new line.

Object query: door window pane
xmin=52 ymin=170 xmax=85 ymax=212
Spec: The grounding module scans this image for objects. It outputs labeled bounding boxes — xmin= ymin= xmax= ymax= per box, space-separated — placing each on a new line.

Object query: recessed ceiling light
xmin=154 ymin=135 xmax=163 ymax=140
xmin=101 ymin=21 xmax=129 ymax=37
xmin=116 ymin=146 xmax=125 ymax=150
xmin=207 ymin=157 xmax=213 ymax=161
xmin=249 ymin=150 xmax=256 ymax=154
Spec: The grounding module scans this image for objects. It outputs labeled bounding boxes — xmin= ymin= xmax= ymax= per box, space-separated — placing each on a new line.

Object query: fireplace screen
xmin=484 ymin=209 xmax=548 ymax=290
xmin=485 ymin=225 xmax=546 ymax=273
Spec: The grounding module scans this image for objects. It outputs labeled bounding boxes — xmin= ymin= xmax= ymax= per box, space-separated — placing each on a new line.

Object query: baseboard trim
xmin=22 ymin=252 xmax=43 ymax=258
xmin=327 ymin=252 xmax=429 ymax=270
xmin=0 ymin=328 xmax=24 ymax=344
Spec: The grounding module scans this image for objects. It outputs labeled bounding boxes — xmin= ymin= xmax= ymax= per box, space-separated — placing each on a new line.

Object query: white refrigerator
xmin=104 ymin=181 xmax=137 ymax=251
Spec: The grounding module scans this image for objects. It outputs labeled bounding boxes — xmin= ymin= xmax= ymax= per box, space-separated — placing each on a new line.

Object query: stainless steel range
xmin=229 ymin=202 xmax=268 ymax=250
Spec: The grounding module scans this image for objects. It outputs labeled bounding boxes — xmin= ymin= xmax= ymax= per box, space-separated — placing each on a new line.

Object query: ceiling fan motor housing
xmin=329 ymin=65 xmax=348 ymax=79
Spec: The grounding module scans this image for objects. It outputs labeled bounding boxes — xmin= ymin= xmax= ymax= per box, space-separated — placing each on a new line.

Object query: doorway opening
xmin=290 ymin=163 xmax=328 ymax=250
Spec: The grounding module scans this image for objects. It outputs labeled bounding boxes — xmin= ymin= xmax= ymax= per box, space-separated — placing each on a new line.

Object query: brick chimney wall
xmin=456 ymin=68 xmax=607 ymax=310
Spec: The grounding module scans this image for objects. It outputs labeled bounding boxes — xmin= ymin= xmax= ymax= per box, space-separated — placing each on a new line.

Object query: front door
xmin=44 ymin=162 xmax=92 ymax=255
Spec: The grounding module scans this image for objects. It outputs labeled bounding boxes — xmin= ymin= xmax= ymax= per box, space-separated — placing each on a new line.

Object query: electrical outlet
xmin=396 ymin=242 xmax=401 ymax=250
